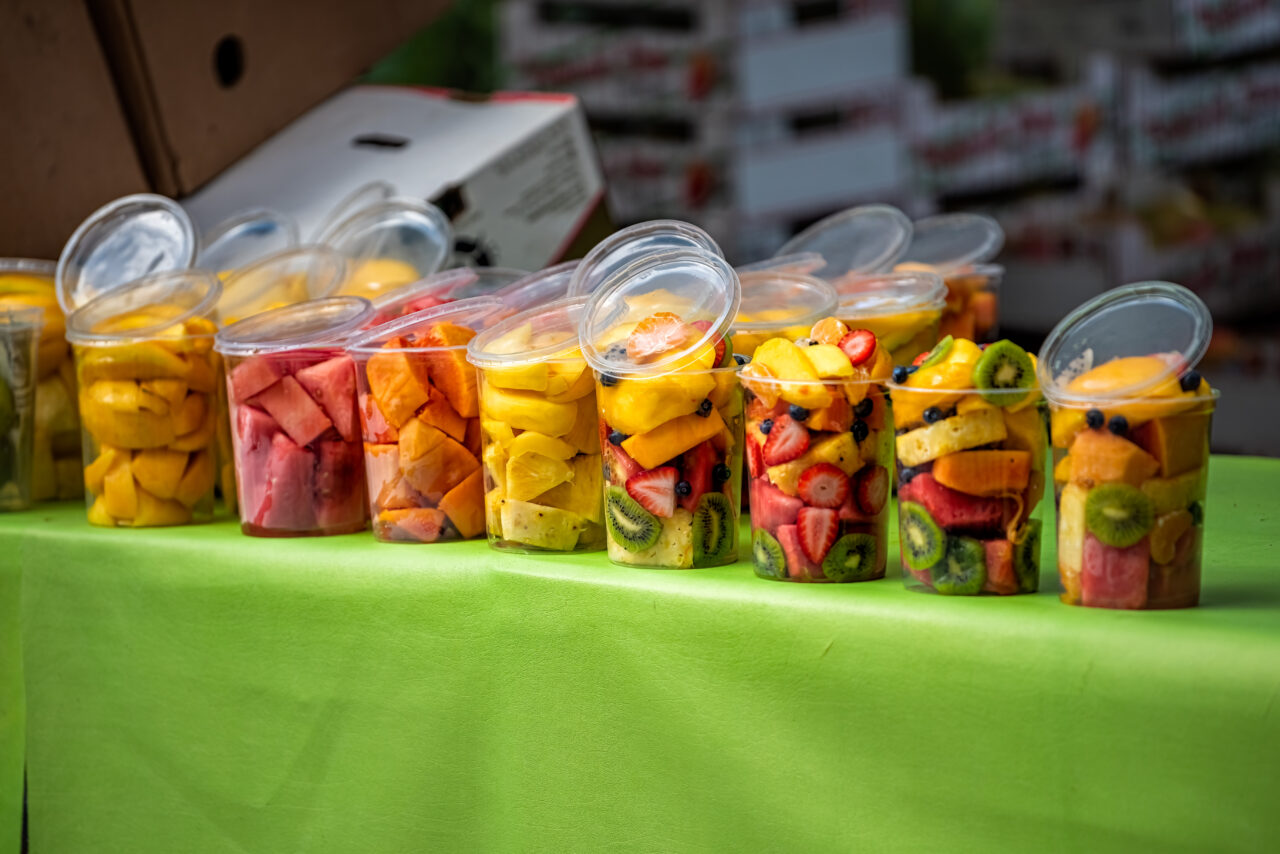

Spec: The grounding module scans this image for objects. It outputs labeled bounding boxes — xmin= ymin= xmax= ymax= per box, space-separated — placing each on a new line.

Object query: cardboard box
xmin=1 ymin=0 xmax=149 ymax=260
xmin=182 ymin=85 xmax=610 ymax=271
xmin=89 ymin=0 xmax=451 ymax=197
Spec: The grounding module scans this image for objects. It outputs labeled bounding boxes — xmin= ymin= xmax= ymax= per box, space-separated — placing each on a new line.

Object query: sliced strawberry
xmin=911 ymin=349 xmax=929 ymax=367
xmin=838 ymin=329 xmax=876 ymax=366
xmin=797 ymin=506 xmax=838 ymax=564
xmin=854 ymin=464 xmax=889 ymax=516
xmin=796 ymin=463 xmax=850 ymax=508
xmin=746 ymin=436 xmax=765 ymax=478
xmin=690 ymin=319 xmax=726 ymax=366
xmin=626 ymin=466 xmax=678 ymax=518
xmin=679 ymin=441 xmax=715 ymax=512
xmin=762 ymin=415 xmax=809 ymax=466
xmin=628 ymin=312 xmax=694 ymax=364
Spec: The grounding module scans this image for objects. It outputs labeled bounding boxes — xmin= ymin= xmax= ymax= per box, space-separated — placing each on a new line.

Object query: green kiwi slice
xmin=752 ymin=529 xmax=787 ymax=579
xmin=931 ymin=536 xmax=987 ymax=595
xmin=900 ymin=502 xmax=946 ymax=570
xmin=920 ymin=335 xmax=954 ymax=368
xmin=605 ymin=486 xmax=661 ymax=552
xmin=822 ymin=533 xmax=880 ymax=582
xmin=972 ymin=340 xmax=1035 ymax=406
xmin=1085 ymin=484 xmax=1154 ymax=548
xmin=693 ymin=493 xmax=735 ymax=565
xmin=1014 ymin=518 xmax=1042 ymax=593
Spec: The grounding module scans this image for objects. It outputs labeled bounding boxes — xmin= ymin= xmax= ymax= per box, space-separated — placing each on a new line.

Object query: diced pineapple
xmin=767 ymin=433 xmax=862 ymax=495
xmin=1057 ymin=483 xmax=1088 ymax=604
xmin=598 ymin=373 xmax=712 ymax=436
xmin=480 ymin=383 xmax=578 ymax=435
xmin=509 ymin=431 xmax=577 ymax=460
xmin=535 ymin=455 xmax=603 ymax=525
xmin=506 ymin=452 xmax=574 ymax=502
xmin=1141 ymin=467 xmax=1206 ymax=515
xmin=895 ymin=407 xmax=1008 ymax=467
xmin=607 ymin=508 xmax=693 ymax=568
xmin=500 ymin=499 xmax=585 ymax=550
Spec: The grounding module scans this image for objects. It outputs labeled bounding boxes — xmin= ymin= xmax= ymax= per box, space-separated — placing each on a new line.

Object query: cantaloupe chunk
xmin=1066 ymin=429 xmax=1159 ymax=488
xmin=438 ymin=469 xmax=485 ymax=538
xmin=366 ymin=344 xmax=431 ymax=428
xmin=932 ymin=450 xmax=1031 ymax=497
xmin=1131 ymin=412 xmax=1210 ymax=478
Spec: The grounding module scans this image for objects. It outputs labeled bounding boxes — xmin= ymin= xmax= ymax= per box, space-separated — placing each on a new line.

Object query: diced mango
xmin=84 ymin=446 xmax=125 ymax=495
xmin=1141 ymin=467 xmax=1206 ymax=515
xmin=78 ymin=341 xmax=190 ymax=383
xmin=132 ymin=487 xmax=192 ymax=527
xmin=132 ymin=449 xmax=189 ymax=500
xmin=141 ymin=378 xmax=188 ymax=411
xmin=597 ymin=373 xmax=713 ymax=436
xmin=932 ymin=450 xmax=1031 ymax=497
xmin=482 ymin=383 xmax=578 ymax=435
xmin=1150 ymin=510 xmax=1193 ymax=565
xmin=175 ymin=450 xmax=216 ymax=507
xmin=87 ymin=495 xmax=116 ymax=527
xmin=621 ymin=408 xmax=725 ymax=470
xmin=80 ymin=386 xmax=175 ymax=449
xmin=102 ymin=456 xmax=138 ymax=519
xmin=805 ymin=344 xmax=853 ymax=379
xmin=170 ymin=405 xmax=217 ymax=452
xmin=484 ymin=363 xmax=549 ymax=392
xmin=1066 ymin=429 xmax=1159 ymax=488
xmin=172 ymin=393 xmax=208 ymax=437
xmin=1131 ymin=412 xmax=1211 ymax=478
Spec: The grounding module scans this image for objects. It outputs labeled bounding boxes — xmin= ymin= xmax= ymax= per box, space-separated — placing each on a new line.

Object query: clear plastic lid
xmin=319 ymin=198 xmax=453 ymax=296
xmin=67 ymin=269 xmax=220 ymax=344
xmin=468 ymin=295 xmax=588 ymax=367
xmin=579 ymin=248 xmax=740 ymax=377
xmin=0 ymin=258 xmax=56 ymax=280
xmin=902 ymin=212 xmax=1004 ymax=270
xmin=736 ymin=252 xmax=826 ymax=276
xmin=347 ymin=296 xmax=509 ymax=355
xmin=311 ymin=180 xmax=397 ymax=242
xmin=445 ymin=267 xmax=530 ymax=300
xmin=775 ymin=204 xmax=913 ymax=281
xmin=568 ymin=220 xmax=723 ymax=297
xmin=56 ymin=194 xmax=197 ymax=313
xmin=835 ymin=270 xmax=947 ymax=318
xmin=215 ymin=246 xmax=347 ymax=325
xmin=496 ymin=261 xmax=580 ymax=311
xmin=366 ymin=267 xmax=481 ymax=326
xmin=1038 ymin=281 xmax=1213 ymax=403
xmin=198 ymin=208 xmax=299 ymax=274
xmin=734 ymin=271 xmax=838 ymax=331
xmin=216 ymin=296 xmax=374 ymax=356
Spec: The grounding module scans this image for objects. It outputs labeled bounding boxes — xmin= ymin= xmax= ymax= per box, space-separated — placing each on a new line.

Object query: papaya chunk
xmin=419 ymin=322 xmax=479 ymax=418
xmin=932 ymin=450 xmax=1031 ymax=497
xmin=438 ymin=469 xmax=485 ymax=538
xmin=366 ymin=344 xmax=432 ymax=428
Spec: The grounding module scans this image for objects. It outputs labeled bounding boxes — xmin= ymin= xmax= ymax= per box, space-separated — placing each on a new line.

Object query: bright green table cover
xmin=5 ymin=455 xmax=1279 ymax=853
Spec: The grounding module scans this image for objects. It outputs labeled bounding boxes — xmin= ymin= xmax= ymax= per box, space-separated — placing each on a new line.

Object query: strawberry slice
xmin=911 ymin=350 xmax=929 ymax=367
xmin=746 ymin=435 xmax=765 ymax=478
xmin=838 ymin=329 xmax=877 ymax=366
xmin=797 ymin=506 xmax=838 ymax=563
xmin=626 ymin=466 xmax=678 ymax=518
xmin=796 ymin=462 xmax=850 ymax=508
xmin=854 ymin=464 xmax=889 ymax=516
xmin=762 ymin=414 xmax=809 ymax=466
xmin=628 ymin=312 xmax=694 ymax=364
xmin=679 ymin=441 xmax=715 ymax=512
xmin=690 ymin=319 xmax=726 ymax=366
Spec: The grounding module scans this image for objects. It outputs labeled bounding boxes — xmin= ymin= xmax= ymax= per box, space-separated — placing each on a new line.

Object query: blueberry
xmin=1086 ymin=409 xmax=1104 ymax=429
xmin=713 ymin=463 xmax=732 ymax=483
xmin=1189 ymin=501 xmax=1204 ymax=526
xmin=1108 ymin=415 xmax=1128 ymax=436
xmin=789 ymin=404 xmax=810 ymax=421
xmin=697 ymin=398 xmax=713 ymax=416
xmin=1180 ymin=370 xmax=1202 ymax=392
xmin=808 ymin=340 xmax=818 ymax=346
xmin=899 ymin=465 xmax=920 ymax=484
xmin=923 ymin=407 xmax=943 ymax=424
xmin=851 ymin=420 xmax=870 ymax=443
xmin=892 ymin=366 xmax=908 ymax=384
xmin=853 ymin=397 xmax=874 ymax=418
xmin=760 ymin=419 xmax=774 ymax=434
xmin=675 ymin=480 xmax=692 ymax=496
xmin=608 ymin=430 xmax=627 ymax=446
xmin=600 ymin=373 xmax=619 ymax=387
xmin=733 ymin=353 xmax=748 ymax=365
xmin=906 ymin=365 xmax=919 ymax=375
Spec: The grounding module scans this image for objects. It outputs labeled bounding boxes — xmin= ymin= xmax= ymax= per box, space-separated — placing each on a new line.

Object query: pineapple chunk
xmin=506 ymin=452 xmax=574 ymax=502
xmin=1003 ymin=405 xmax=1047 ymax=470
xmin=1141 ymin=467 xmax=1206 ymax=515
xmin=500 ymin=499 xmax=585 ymax=551
xmin=1057 ymin=483 xmax=1088 ymax=604
xmin=598 ymin=373 xmax=713 ymax=436
xmin=767 ymin=433 xmax=862 ymax=496
xmin=535 ymin=455 xmax=603 ymax=525
xmin=895 ymin=407 xmax=1007 ymax=468
xmin=607 ymin=508 xmax=693 ymax=568
xmin=509 ymin=431 xmax=577 ymax=460
xmin=481 ymin=383 xmax=578 ymax=435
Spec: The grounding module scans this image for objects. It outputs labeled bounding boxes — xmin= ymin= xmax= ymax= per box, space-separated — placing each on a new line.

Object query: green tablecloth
xmin=5 ymin=455 xmax=1279 ymax=853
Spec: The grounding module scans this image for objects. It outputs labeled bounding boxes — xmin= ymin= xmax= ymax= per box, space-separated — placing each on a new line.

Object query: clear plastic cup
xmin=834 ymin=270 xmax=947 ymax=366
xmin=346 ymin=297 xmax=509 ymax=543
xmin=467 ymin=296 xmax=605 ymax=553
xmin=567 ymin=220 xmax=723 ymax=297
xmin=198 ymin=208 xmax=299 ymax=276
xmin=731 ymin=271 xmax=838 ymax=359
xmin=495 ymin=261 xmax=580 ymax=312
xmin=215 ymin=246 xmax=347 ymax=326
xmin=0 ymin=307 xmax=41 ymax=510
xmin=215 ymin=296 xmax=374 ymax=537
xmin=897 ymin=212 xmax=1005 ymax=344
xmin=319 ymin=198 xmax=454 ymax=299
xmin=776 ymin=204 xmax=913 ymax=283
xmin=1039 ymin=282 xmax=1216 ymax=610
xmin=67 ymin=270 xmax=224 ymax=527
xmin=365 ymin=268 xmax=482 ymax=327
xmin=580 ymin=247 xmax=744 ymax=568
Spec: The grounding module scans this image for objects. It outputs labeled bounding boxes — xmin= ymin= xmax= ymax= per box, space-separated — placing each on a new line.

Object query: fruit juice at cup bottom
xmin=0 ymin=308 xmax=41 ymax=510
xmin=68 ymin=271 xmax=225 ymax=527
xmin=350 ymin=298 xmax=509 ymax=544
xmin=739 ymin=321 xmax=895 ymax=582
xmin=217 ymin=296 xmax=374 ymax=537
xmin=833 ymin=271 xmax=947 ymax=367
xmin=890 ymin=337 xmax=1046 ymax=595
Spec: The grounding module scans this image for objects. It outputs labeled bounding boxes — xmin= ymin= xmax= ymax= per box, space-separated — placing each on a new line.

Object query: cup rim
xmin=215 ymin=295 xmax=373 ymax=355
xmin=66 ymin=269 xmax=221 ymax=344
xmin=346 ymin=295 xmax=508 ymax=356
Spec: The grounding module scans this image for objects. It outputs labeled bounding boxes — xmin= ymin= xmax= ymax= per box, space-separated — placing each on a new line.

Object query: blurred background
xmin=4 ymin=0 xmax=1279 ymax=454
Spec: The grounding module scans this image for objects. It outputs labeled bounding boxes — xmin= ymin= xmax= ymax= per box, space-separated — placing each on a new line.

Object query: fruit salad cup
xmin=214 ymin=247 xmax=348 ymax=326
xmin=834 ymin=271 xmax=948 ymax=366
xmin=0 ymin=307 xmax=41 ymax=510
xmin=896 ymin=213 xmax=1006 ymax=343
xmin=738 ymin=318 xmax=895 ymax=582
xmin=730 ymin=270 xmax=838 ymax=359
xmin=467 ymin=297 xmax=606 ymax=553
xmin=215 ymin=296 xmax=375 ymax=537
xmin=889 ymin=336 xmax=1046 ymax=595
xmin=67 ymin=271 xmax=225 ymax=527
xmin=348 ymin=297 xmax=510 ymax=544
xmin=567 ymin=220 xmax=723 ymax=297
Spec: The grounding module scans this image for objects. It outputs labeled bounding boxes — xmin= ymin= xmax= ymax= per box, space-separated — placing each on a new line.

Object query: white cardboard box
xmin=183 ymin=85 xmax=607 ymax=271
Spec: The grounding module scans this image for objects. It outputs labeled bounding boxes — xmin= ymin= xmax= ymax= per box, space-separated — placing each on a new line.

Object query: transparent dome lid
xmin=215 ymin=246 xmax=347 ymax=325
xmin=1038 ymin=281 xmax=1212 ymax=403
xmin=568 ymin=220 xmax=722 ymax=296
xmin=319 ymin=198 xmax=454 ymax=297
xmin=736 ymin=252 xmax=826 ymax=276
xmin=496 ymin=261 xmax=580 ymax=311
xmin=446 ymin=267 xmax=530 ymax=299
xmin=0 ymin=258 xmax=56 ymax=279
xmin=347 ymin=296 xmax=510 ymax=355
xmin=734 ymin=271 xmax=838 ymax=331
xmin=216 ymin=296 xmax=374 ymax=356
xmin=835 ymin=270 xmax=947 ymax=318
xmin=198 ymin=208 xmax=299 ymax=274
xmin=67 ymin=269 xmax=221 ymax=343
xmin=776 ymin=204 xmax=912 ymax=281
xmin=901 ymin=212 xmax=1004 ymax=270
xmin=57 ymin=194 xmax=197 ymax=313
xmin=468 ymin=295 xmax=589 ymax=367
xmin=311 ymin=180 xmax=397 ymax=241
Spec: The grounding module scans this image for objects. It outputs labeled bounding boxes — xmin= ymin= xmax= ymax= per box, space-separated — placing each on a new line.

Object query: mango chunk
xmin=597 ymin=372 xmax=713 ymax=436
xmin=132 ymin=487 xmax=193 ymax=527
xmin=1131 ymin=412 xmax=1210 ymax=478
xmin=622 ymin=408 xmax=725 ymax=470
xmin=132 ymin=449 xmax=190 ymax=500
xmin=1066 ymin=429 xmax=1159 ymax=488
xmin=78 ymin=341 xmax=190 ymax=383
xmin=102 ymin=456 xmax=138 ymax=519
xmin=175 ymin=450 xmax=216 ymax=507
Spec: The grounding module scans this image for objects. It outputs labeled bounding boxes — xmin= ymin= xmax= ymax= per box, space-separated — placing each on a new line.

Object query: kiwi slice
xmin=1014 ymin=518 xmax=1043 ymax=593
xmin=972 ymin=340 xmax=1035 ymax=406
xmin=752 ymin=529 xmax=787 ymax=580
xmin=605 ymin=486 xmax=662 ymax=552
xmin=822 ymin=533 xmax=880 ymax=582
xmin=931 ymin=536 xmax=987 ymax=595
xmin=900 ymin=502 xmax=946 ymax=570
xmin=1085 ymin=483 xmax=1154 ymax=548
xmin=693 ymin=492 xmax=735 ymax=565
xmin=920 ymin=335 xmax=953 ymax=368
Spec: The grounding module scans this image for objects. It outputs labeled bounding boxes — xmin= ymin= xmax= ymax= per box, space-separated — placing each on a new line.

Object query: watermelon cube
xmin=679 ymin=441 xmax=715 ymax=512
xmin=254 ymin=376 xmax=333 ymax=447
xmin=359 ymin=393 xmax=397 ymax=443
xmin=1081 ymin=534 xmax=1149 ymax=610
xmin=981 ymin=539 xmax=1017 ymax=595
xmin=229 ymin=356 xmax=283 ymax=404
xmin=777 ymin=524 xmax=823 ymax=581
xmin=898 ymin=472 xmax=1007 ymax=535
xmin=234 ymin=405 xmax=279 ymax=522
xmin=750 ymin=478 xmax=803 ymax=532
xmin=255 ymin=432 xmax=317 ymax=532
xmin=295 ymin=357 xmax=359 ymax=442
xmin=314 ymin=440 xmax=367 ymax=529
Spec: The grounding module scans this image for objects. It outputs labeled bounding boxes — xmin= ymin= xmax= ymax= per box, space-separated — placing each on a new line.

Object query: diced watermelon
xmin=606 ymin=442 xmax=644 ymax=485
xmin=982 ymin=539 xmax=1018 ymax=595
xmin=898 ymin=472 xmax=1008 ymax=535
xmin=229 ymin=356 xmax=283 ymax=404
xmin=679 ymin=441 xmax=715 ymax=512
xmin=253 ymin=376 xmax=333 ymax=447
xmin=777 ymin=524 xmax=823 ymax=581
xmin=234 ymin=405 xmax=279 ymax=523
xmin=314 ymin=440 xmax=367 ymax=529
xmin=255 ymin=432 xmax=317 ymax=532
xmin=837 ymin=491 xmax=869 ymax=523
xmin=295 ymin=357 xmax=359 ymax=442
xmin=1081 ymin=534 xmax=1149 ymax=610
xmin=749 ymin=478 xmax=803 ymax=533
xmin=359 ymin=393 xmax=397 ymax=443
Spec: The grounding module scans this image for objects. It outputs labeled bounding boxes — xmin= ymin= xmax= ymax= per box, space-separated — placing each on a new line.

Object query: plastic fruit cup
xmin=347 ymin=297 xmax=510 ymax=544
xmin=67 ymin=271 xmax=224 ymax=527
xmin=216 ymin=295 xmax=374 ymax=537
xmin=889 ymin=383 xmax=1048 ymax=595
xmin=740 ymin=375 xmax=893 ymax=582
xmin=467 ymin=296 xmax=605 ymax=553
xmin=834 ymin=271 xmax=947 ymax=366
xmin=318 ymin=198 xmax=454 ymax=299
xmin=0 ymin=307 xmax=42 ymax=511
xmin=937 ymin=264 xmax=1002 ymax=343
xmin=731 ymin=270 xmax=838 ymax=359
xmin=595 ymin=365 xmax=744 ymax=568
xmin=214 ymin=246 xmax=348 ymax=326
